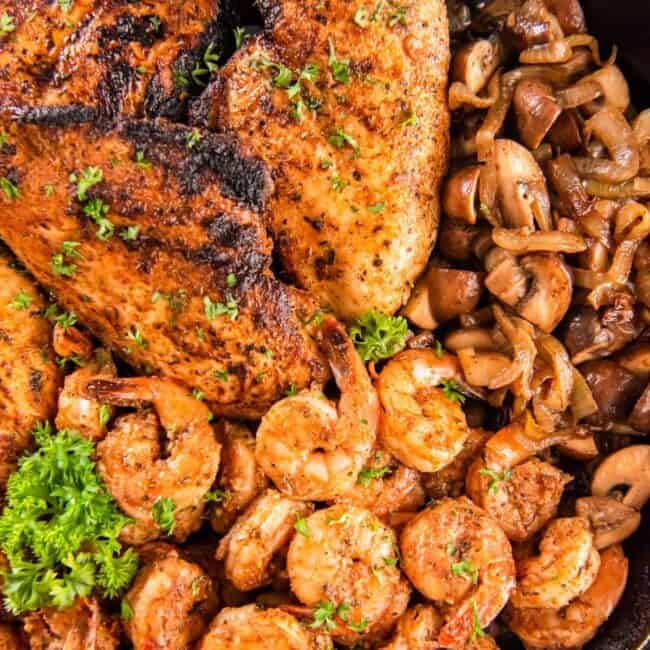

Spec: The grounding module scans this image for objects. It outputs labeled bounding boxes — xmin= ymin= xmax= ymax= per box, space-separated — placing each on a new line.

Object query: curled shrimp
xmin=52 ymin=322 xmax=94 ymax=360
xmin=255 ymin=317 xmax=378 ymax=501
xmin=88 ymin=377 xmax=222 ymax=544
xmin=55 ymin=349 xmax=116 ymax=441
xmin=123 ymin=548 xmax=218 ymax=650
xmin=197 ymin=604 xmax=333 ymax=649
xmin=216 ymin=489 xmax=313 ymax=591
xmin=209 ymin=422 xmax=268 ymax=534
xmin=376 ymin=350 xmax=471 ymax=473
xmin=23 ymin=598 xmax=119 ymax=650
xmin=287 ymin=505 xmax=410 ymax=646
xmin=400 ymin=497 xmax=515 ymax=648
xmin=511 ymin=517 xmax=600 ymax=610
xmin=466 ymin=414 xmax=573 ymax=541
xmin=332 ymin=448 xmax=425 ymax=519
xmin=507 ymin=545 xmax=628 ymax=649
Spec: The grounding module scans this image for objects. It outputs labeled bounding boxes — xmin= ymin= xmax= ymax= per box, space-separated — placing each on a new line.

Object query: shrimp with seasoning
xmin=287 ymin=505 xmax=410 ymax=647
xmin=507 ymin=545 xmax=628 ymax=649
xmin=197 ymin=604 xmax=333 ymax=650
xmin=123 ymin=547 xmax=218 ymax=650
xmin=216 ymin=488 xmax=313 ymax=591
xmin=256 ymin=317 xmax=378 ymax=501
xmin=376 ymin=350 xmax=471 ymax=473
xmin=510 ymin=517 xmax=600 ymax=610
xmin=466 ymin=414 xmax=573 ymax=541
xmin=209 ymin=422 xmax=268 ymax=534
xmin=55 ymin=349 xmax=116 ymax=441
xmin=400 ymin=497 xmax=515 ymax=648
xmin=333 ymin=448 xmax=425 ymax=519
xmin=87 ymin=377 xmax=221 ymax=544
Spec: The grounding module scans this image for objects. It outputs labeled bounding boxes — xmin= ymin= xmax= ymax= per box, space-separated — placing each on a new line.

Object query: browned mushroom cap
xmin=444 ymin=327 xmax=499 ymax=352
xmin=544 ymin=0 xmax=586 ymax=34
xmin=547 ymin=154 xmax=593 ymax=219
xmin=514 ymin=80 xmax=562 ymax=150
xmin=452 ymin=37 xmax=503 ymax=94
xmin=443 ymin=166 xmax=481 ymax=224
xmin=617 ymin=343 xmax=650 ymax=380
xmin=485 ymin=252 xmax=572 ymax=332
xmin=505 ymin=0 xmax=564 ymax=50
xmin=629 ymin=385 xmax=650 ymax=433
xmin=402 ymin=265 xmax=484 ymax=330
xmin=591 ymin=445 xmax=650 ymax=509
xmin=581 ymin=360 xmax=646 ymax=428
xmin=557 ymin=434 xmax=599 ymax=460
xmin=494 ymin=139 xmax=552 ymax=229
xmin=548 ymin=110 xmax=583 ymax=152
xmin=438 ymin=219 xmax=487 ymax=262
xmin=575 ymin=496 xmax=641 ymax=549
xmin=633 ymin=109 xmax=650 ymax=175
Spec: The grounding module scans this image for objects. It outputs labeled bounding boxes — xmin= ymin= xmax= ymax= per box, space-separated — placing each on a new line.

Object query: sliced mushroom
xmin=495 ymin=139 xmax=552 ymax=229
xmin=548 ymin=109 xmax=583 ymax=151
xmin=580 ymin=65 xmax=630 ymax=114
xmin=617 ymin=343 xmax=650 ymax=380
xmin=544 ymin=0 xmax=587 ymax=34
xmin=444 ymin=327 xmax=499 ymax=352
xmin=438 ymin=219 xmax=486 ymax=262
xmin=547 ymin=154 xmax=593 ymax=219
xmin=581 ymin=360 xmax=646 ymax=428
xmin=457 ymin=349 xmax=513 ymax=387
xmin=452 ymin=37 xmax=503 ymax=94
xmin=557 ymin=435 xmax=599 ymax=460
xmin=442 ymin=166 xmax=481 ymax=224
xmin=575 ymin=496 xmax=641 ymax=548
xmin=591 ymin=445 xmax=650 ymax=509
xmin=629 ymin=385 xmax=650 ymax=433
xmin=633 ymin=108 xmax=650 ymax=175
xmin=484 ymin=248 xmax=529 ymax=307
xmin=505 ymin=0 xmax=564 ymax=50
xmin=513 ymin=80 xmax=562 ymax=149
xmin=492 ymin=226 xmax=586 ymax=254
xmin=402 ymin=265 xmax=484 ymax=329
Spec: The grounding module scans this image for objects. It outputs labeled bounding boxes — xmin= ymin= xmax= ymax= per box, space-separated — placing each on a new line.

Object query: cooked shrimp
xmin=89 ymin=377 xmax=221 ymax=543
xmin=209 ymin=422 xmax=268 ymax=534
xmin=466 ymin=415 xmax=572 ymax=541
xmin=197 ymin=605 xmax=333 ymax=650
xmin=287 ymin=505 xmax=410 ymax=646
xmin=507 ymin=545 xmax=628 ymax=649
xmin=0 ymin=254 xmax=59 ymax=488
xmin=255 ymin=317 xmax=378 ymax=501
xmin=52 ymin=322 xmax=94 ymax=360
xmin=380 ymin=604 xmax=443 ymax=650
xmin=23 ymin=598 xmax=119 ymax=650
xmin=55 ymin=350 xmax=116 ymax=441
xmin=216 ymin=489 xmax=313 ymax=591
xmin=376 ymin=350 xmax=471 ymax=473
xmin=511 ymin=517 xmax=600 ymax=610
xmin=123 ymin=549 xmax=218 ymax=650
xmin=333 ymin=448 xmax=425 ymax=519
xmin=400 ymin=497 xmax=515 ymax=648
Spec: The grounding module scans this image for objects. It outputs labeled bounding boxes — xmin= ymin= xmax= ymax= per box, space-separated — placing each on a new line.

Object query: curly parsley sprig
xmin=349 ymin=310 xmax=410 ymax=362
xmin=0 ymin=423 xmax=137 ymax=614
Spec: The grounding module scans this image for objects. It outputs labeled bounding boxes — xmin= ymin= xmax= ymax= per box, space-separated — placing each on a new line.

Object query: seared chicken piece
xmin=0 ymin=250 xmax=59 ymax=488
xmin=0 ymin=110 xmax=327 ymax=418
xmin=194 ymin=0 xmax=450 ymax=319
xmin=0 ymin=0 xmax=220 ymax=120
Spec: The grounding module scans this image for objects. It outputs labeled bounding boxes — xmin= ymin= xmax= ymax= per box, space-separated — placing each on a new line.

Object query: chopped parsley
xmin=387 ymin=2 xmax=408 ymax=26
xmin=233 ymin=26 xmax=250 ymax=49
xmin=10 ymin=291 xmax=32 ymax=310
xmin=120 ymin=598 xmax=134 ymax=621
xmin=126 ymin=327 xmax=147 ymax=350
xmin=51 ymin=241 xmax=82 ymax=277
xmin=328 ymin=129 xmax=360 ymax=156
xmin=151 ymin=497 xmax=176 ymax=536
xmin=294 ymin=518 xmax=311 ymax=537
xmin=203 ymin=295 xmax=238 ymax=321
xmin=330 ymin=175 xmax=348 ymax=192
xmin=44 ymin=184 xmax=55 ymax=197
xmin=191 ymin=41 xmax=220 ymax=86
xmin=0 ymin=423 xmax=138 ymax=614
xmin=191 ymin=388 xmax=204 ymax=401
xmin=84 ymin=198 xmax=114 ymax=241
xmin=99 ymin=405 xmax=111 ymax=428
xmin=328 ymin=38 xmax=350 ymax=85
xmin=203 ymin=489 xmax=229 ymax=503
xmin=134 ymin=151 xmax=151 ymax=169
xmin=226 ymin=272 xmax=238 ymax=288
xmin=470 ymin=598 xmax=485 ymax=641
xmin=285 ymin=384 xmax=298 ymax=397
xmin=353 ymin=7 xmax=369 ymax=27
xmin=357 ymin=466 xmax=392 ymax=487
xmin=0 ymin=177 xmax=20 ymax=200
xmin=349 ymin=310 xmax=409 ymax=362
xmin=54 ymin=311 xmax=77 ymax=331
xmin=451 ymin=559 xmax=478 ymax=585
xmin=214 ymin=369 xmax=229 ymax=382
xmin=58 ymin=0 xmax=73 ymax=12
xmin=0 ymin=131 xmax=7 ymax=148
xmin=119 ymin=226 xmax=140 ymax=241
xmin=479 ymin=467 xmax=512 ymax=495
xmin=440 ymin=379 xmax=466 ymax=404
xmin=309 ymin=600 xmax=368 ymax=633
xmin=400 ymin=108 xmax=418 ymax=127
xmin=70 ymin=167 xmax=103 ymax=201
xmin=186 ymin=129 xmax=202 ymax=149
xmin=0 ymin=12 xmax=15 ymax=36
xmin=368 ymin=202 xmax=385 ymax=214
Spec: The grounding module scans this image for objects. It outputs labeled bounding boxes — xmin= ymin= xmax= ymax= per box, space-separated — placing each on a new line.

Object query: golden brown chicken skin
xmin=0 ymin=252 xmax=59 ymax=489
xmin=0 ymin=0 xmax=220 ymax=120
xmin=193 ymin=0 xmax=450 ymax=319
xmin=0 ymin=113 xmax=327 ymax=418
